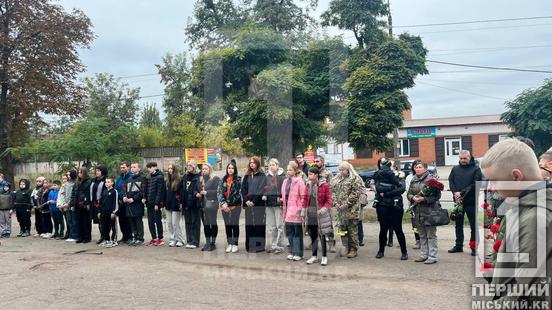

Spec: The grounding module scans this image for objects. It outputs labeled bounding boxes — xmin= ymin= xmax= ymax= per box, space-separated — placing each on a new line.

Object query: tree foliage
xmin=0 ymin=0 xmax=94 ymax=181
xmin=83 ymin=73 xmax=141 ymax=127
xmin=140 ymin=104 xmax=162 ymax=129
xmin=502 ymin=79 xmax=552 ymax=155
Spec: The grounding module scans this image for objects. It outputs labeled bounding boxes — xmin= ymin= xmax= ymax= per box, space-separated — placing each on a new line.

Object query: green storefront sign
xmin=407 ymin=127 xmax=436 ymax=138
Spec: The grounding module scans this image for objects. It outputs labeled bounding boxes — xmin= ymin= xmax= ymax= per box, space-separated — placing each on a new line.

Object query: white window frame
xmin=399 ymin=139 xmax=410 ymax=157
xmin=499 ymin=135 xmax=511 ymax=142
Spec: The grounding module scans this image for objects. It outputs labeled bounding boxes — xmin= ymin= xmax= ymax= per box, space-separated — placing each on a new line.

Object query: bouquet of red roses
xmin=418 ymin=178 xmax=444 ymax=198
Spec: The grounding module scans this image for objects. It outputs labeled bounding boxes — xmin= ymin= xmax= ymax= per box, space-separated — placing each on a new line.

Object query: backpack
xmin=359 ymin=179 xmax=368 ymax=206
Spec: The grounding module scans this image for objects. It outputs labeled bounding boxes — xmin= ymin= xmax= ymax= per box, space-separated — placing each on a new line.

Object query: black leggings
xmin=201 ymin=208 xmax=218 ymax=239
xmin=307 ymin=225 xmax=327 ymax=257
xmin=222 ymin=207 xmax=241 ymax=245
xmin=376 ymin=206 xmax=407 ymax=254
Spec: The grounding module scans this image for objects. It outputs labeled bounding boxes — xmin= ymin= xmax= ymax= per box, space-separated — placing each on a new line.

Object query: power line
xmin=430 ymin=44 xmax=552 ymax=56
xmin=416 ymin=81 xmax=506 ymax=101
xmin=393 ymin=15 xmax=552 ymax=28
xmin=420 ymin=78 xmax=537 ymax=86
xmin=416 ymin=22 xmax=552 ymax=35
xmin=427 ymin=60 xmax=552 ymax=73
xmin=117 ymin=73 xmax=158 ymax=79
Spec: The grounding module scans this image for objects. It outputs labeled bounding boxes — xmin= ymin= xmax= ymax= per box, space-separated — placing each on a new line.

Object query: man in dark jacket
xmin=123 ymin=163 xmax=146 ymax=246
xmin=115 ymin=161 xmax=133 ymax=243
xmin=295 ymin=153 xmax=309 ymax=176
xmin=145 ymin=162 xmax=165 ymax=246
xmin=448 ymin=150 xmax=483 ymax=256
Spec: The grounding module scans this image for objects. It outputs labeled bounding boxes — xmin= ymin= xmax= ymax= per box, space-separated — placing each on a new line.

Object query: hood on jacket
xmin=268 ymin=168 xmax=284 ymax=177
xmin=18 ymin=179 xmax=31 ymax=191
xmin=1 ymin=182 xmax=11 ymax=193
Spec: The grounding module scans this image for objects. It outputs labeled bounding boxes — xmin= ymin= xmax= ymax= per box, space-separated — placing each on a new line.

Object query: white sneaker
xmin=231 ymin=245 xmax=238 ymax=253
xmin=105 ymin=241 xmax=113 ymax=248
xmin=321 ymin=256 xmax=328 ymax=266
xmin=175 ymin=241 xmax=184 ymax=247
xmin=306 ymin=257 xmax=318 ymax=265
xmin=189 ymin=244 xmax=197 ymax=249
xmin=225 ymin=245 xmax=232 ymax=253
xmin=293 ymin=256 xmax=302 ymax=261
xmin=99 ymin=241 xmax=107 ymax=247
xmin=111 ymin=241 xmax=118 ymax=247
xmin=169 ymin=241 xmax=176 ymax=247
xmin=287 ymin=254 xmax=294 ymax=260
xmin=34 ymin=234 xmax=40 ymax=237
xmin=42 ymin=233 xmax=51 ymax=239
xmin=65 ymin=238 xmax=76 ymax=242
xmin=185 ymin=244 xmax=192 ymax=249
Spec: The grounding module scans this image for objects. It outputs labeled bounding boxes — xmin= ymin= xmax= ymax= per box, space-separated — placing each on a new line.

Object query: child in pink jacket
xmin=281 ymin=162 xmax=307 ymax=261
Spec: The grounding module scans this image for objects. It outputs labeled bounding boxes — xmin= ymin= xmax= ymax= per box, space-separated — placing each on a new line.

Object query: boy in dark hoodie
xmin=123 ymin=163 xmax=146 ymax=246
xmin=0 ymin=182 xmax=13 ymax=238
xmin=14 ymin=179 xmax=32 ymax=237
xmin=99 ymin=177 xmax=119 ymax=248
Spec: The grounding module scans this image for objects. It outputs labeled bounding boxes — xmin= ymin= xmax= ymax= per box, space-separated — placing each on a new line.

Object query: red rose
xmin=450 ymin=215 xmax=457 ymax=221
xmin=481 ymin=202 xmax=490 ymax=210
xmin=246 ymin=194 xmax=253 ymax=199
xmin=263 ymin=185 xmax=270 ymax=191
xmin=490 ymin=223 xmax=500 ymax=234
xmin=486 ymin=211 xmax=494 ymax=218
xmin=425 ymin=179 xmax=444 ymax=191
xmin=493 ymin=239 xmax=503 ymax=252
xmin=483 ymin=223 xmax=491 ymax=229
xmin=480 ymin=262 xmax=494 ymax=272
xmin=469 ymin=241 xmax=477 ymax=249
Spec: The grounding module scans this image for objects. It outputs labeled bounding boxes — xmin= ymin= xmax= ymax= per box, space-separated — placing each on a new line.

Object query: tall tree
xmin=502 ymin=80 xmax=552 ymax=155
xmin=321 ymin=0 xmax=388 ymax=49
xmin=0 ymin=0 xmax=94 ymax=182
xmin=83 ymin=73 xmax=141 ymax=127
xmin=140 ymin=104 xmax=162 ymax=128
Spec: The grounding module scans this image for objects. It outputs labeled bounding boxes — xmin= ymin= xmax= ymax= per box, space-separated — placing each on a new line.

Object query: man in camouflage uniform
xmin=331 ymin=162 xmax=361 ymax=258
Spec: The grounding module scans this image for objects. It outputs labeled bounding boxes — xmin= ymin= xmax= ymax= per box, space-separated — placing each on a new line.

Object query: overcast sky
xmin=58 ymin=0 xmax=552 ymax=120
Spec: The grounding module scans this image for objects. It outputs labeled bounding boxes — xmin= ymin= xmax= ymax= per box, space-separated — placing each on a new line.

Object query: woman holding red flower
xmin=407 ymin=161 xmax=443 ymax=264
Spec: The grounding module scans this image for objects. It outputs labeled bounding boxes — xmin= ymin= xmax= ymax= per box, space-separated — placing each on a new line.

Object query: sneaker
xmin=231 ymin=245 xmax=238 ymax=253
xmin=156 ymin=239 xmax=165 ymax=246
xmin=414 ymin=257 xmax=428 ymax=263
xmin=188 ymin=244 xmax=197 ymax=249
xmin=287 ymin=254 xmax=294 ymax=260
xmin=128 ymin=240 xmax=136 ymax=246
xmin=35 ymin=233 xmax=41 ymax=237
xmin=111 ymin=241 xmax=118 ymax=247
xmin=17 ymin=232 xmax=23 ymax=237
xmin=424 ymin=259 xmax=437 ymax=265
xmin=148 ymin=239 xmax=157 ymax=246
xmin=306 ymin=257 xmax=318 ymax=265
xmin=65 ymin=238 xmax=77 ymax=242
xmin=22 ymin=232 xmax=31 ymax=237
xmin=185 ymin=244 xmax=192 ymax=249
xmin=387 ymin=241 xmax=393 ymax=247
xmin=273 ymin=248 xmax=283 ymax=255
xmin=133 ymin=240 xmax=144 ymax=246
xmin=76 ymin=239 xmax=84 ymax=244
xmin=201 ymin=243 xmax=210 ymax=251
xmin=412 ymin=241 xmax=421 ymax=249
xmin=293 ymin=256 xmax=302 ymax=261
xmin=42 ymin=233 xmax=52 ymax=239
xmin=169 ymin=241 xmax=176 ymax=247
xmin=225 ymin=245 xmax=232 ymax=253
xmin=95 ymin=238 xmax=104 ymax=245
xmin=99 ymin=241 xmax=108 ymax=247
xmin=175 ymin=241 xmax=184 ymax=247
xmin=321 ymin=256 xmax=328 ymax=266
xmin=105 ymin=241 xmax=113 ymax=248
xmin=346 ymin=250 xmax=358 ymax=258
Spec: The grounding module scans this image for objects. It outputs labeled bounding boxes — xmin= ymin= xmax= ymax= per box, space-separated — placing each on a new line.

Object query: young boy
xmin=99 ymin=178 xmax=119 ymax=248
xmin=0 ymin=182 xmax=13 ymax=238
xmin=124 ymin=163 xmax=146 ymax=246
xmin=14 ymin=179 xmax=32 ymax=237
xmin=39 ymin=178 xmax=53 ymax=239
xmin=145 ymin=162 xmax=165 ymax=246
xmin=48 ymin=180 xmax=63 ymax=239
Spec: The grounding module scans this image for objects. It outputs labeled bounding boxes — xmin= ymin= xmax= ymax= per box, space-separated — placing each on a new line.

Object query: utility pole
xmin=388 ymin=0 xmax=401 ymax=165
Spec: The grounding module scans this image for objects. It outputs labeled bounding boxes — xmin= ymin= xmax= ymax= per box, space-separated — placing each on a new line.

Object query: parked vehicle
xmin=358 ymin=160 xmax=439 ymax=184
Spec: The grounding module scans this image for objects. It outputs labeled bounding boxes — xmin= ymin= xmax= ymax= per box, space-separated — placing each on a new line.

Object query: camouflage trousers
xmin=340 ymin=219 xmax=359 ymax=252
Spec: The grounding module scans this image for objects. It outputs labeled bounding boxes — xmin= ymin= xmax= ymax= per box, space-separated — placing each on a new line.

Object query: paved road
xmin=0 ymin=217 xmax=478 ymax=310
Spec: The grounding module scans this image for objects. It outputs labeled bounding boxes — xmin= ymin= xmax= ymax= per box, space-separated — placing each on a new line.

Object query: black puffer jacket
xmin=179 ymin=172 xmax=199 ymax=209
xmin=71 ymin=177 xmax=92 ymax=210
xmin=241 ymin=171 xmax=267 ymax=207
xmin=374 ymin=166 xmax=405 ymax=208
xmin=124 ymin=172 xmax=146 ymax=217
xmin=146 ymin=169 xmax=165 ymax=208
xmin=265 ymin=169 xmax=285 ymax=207
xmin=14 ymin=179 xmax=32 ymax=211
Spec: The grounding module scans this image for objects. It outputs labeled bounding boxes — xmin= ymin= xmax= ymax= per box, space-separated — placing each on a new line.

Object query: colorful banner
xmin=185 ymin=148 xmax=208 ymax=164
xmin=407 ymin=127 xmax=436 ymax=138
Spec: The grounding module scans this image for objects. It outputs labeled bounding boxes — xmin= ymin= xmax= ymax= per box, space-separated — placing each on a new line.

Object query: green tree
xmin=164 ymin=113 xmax=204 ymax=147
xmin=137 ymin=127 xmax=165 ymax=148
xmin=140 ymin=104 xmax=162 ymax=128
xmin=501 ymin=80 xmax=552 ymax=155
xmin=0 ymin=0 xmax=94 ymax=182
xmin=321 ymin=0 xmax=388 ymax=49
xmin=83 ymin=73 xmax=141 ymax=127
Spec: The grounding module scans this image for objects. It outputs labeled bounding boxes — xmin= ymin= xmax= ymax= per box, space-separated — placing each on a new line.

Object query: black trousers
xmin=52 ymin=211 xmax=64 ymax=235
xmin=34 ymin=211 xmax=42 ymax=234
xmin=118 ymin=204 xmax=132 ymax=241
xmin=183 ymin=207 xmax=200 ymax=246
xmin=147 ymin=207 xmax=163 ymax=240
xmin=244 ymin=207 xmax=266 ymax=253
xmin=376 ymin=205 xmax=407 ymax=254
xmin=307 ymin=225 xmax=327 ymax=257
xmin=100 ymin=213 xmax=118 ymax=242
xmin=63 ymin=211 xmax=71 ymax=237
xmin=129 ymin=216 xmax=144 ymax=241
xmin=78 ymin=208 xmax=92 ymax=241
xmin=201 ymin=208 xmax=218 ymax=240
xmin=38 ymin=212 xmax=53 ymax=234
xmin=222 ymin=207 xmax=241 ymax=245
xmin=454 ymin=202 xmax=476 ymax=247
xmin=16 ymin=209 xmax=32 ymax=232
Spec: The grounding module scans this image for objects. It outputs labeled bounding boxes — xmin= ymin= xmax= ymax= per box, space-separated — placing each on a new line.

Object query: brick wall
xmin=471 ymin=133 xmax=489 ymax=158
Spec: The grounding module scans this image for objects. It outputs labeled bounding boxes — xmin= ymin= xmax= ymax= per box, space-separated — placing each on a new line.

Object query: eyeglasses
xmin=541 ymin=166 xmax=552 ymax=174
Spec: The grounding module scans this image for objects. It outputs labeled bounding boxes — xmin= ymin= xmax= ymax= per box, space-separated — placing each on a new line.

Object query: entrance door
xmin=445 ymin=138 xmax=462 ymax=166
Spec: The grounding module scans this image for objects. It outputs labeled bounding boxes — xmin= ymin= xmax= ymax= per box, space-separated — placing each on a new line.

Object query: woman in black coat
xmin=241 ymin=156 xmax=268 ymax=253
xmin=71 ymin=167 xmax=92 ymax=243
xmin=197 ymin=163 xmax=221 ymax=251
xmin=218 ymin=161 xmax=242 ymax=253
xmin=180 ymin=161 xmax=200 ymax=248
